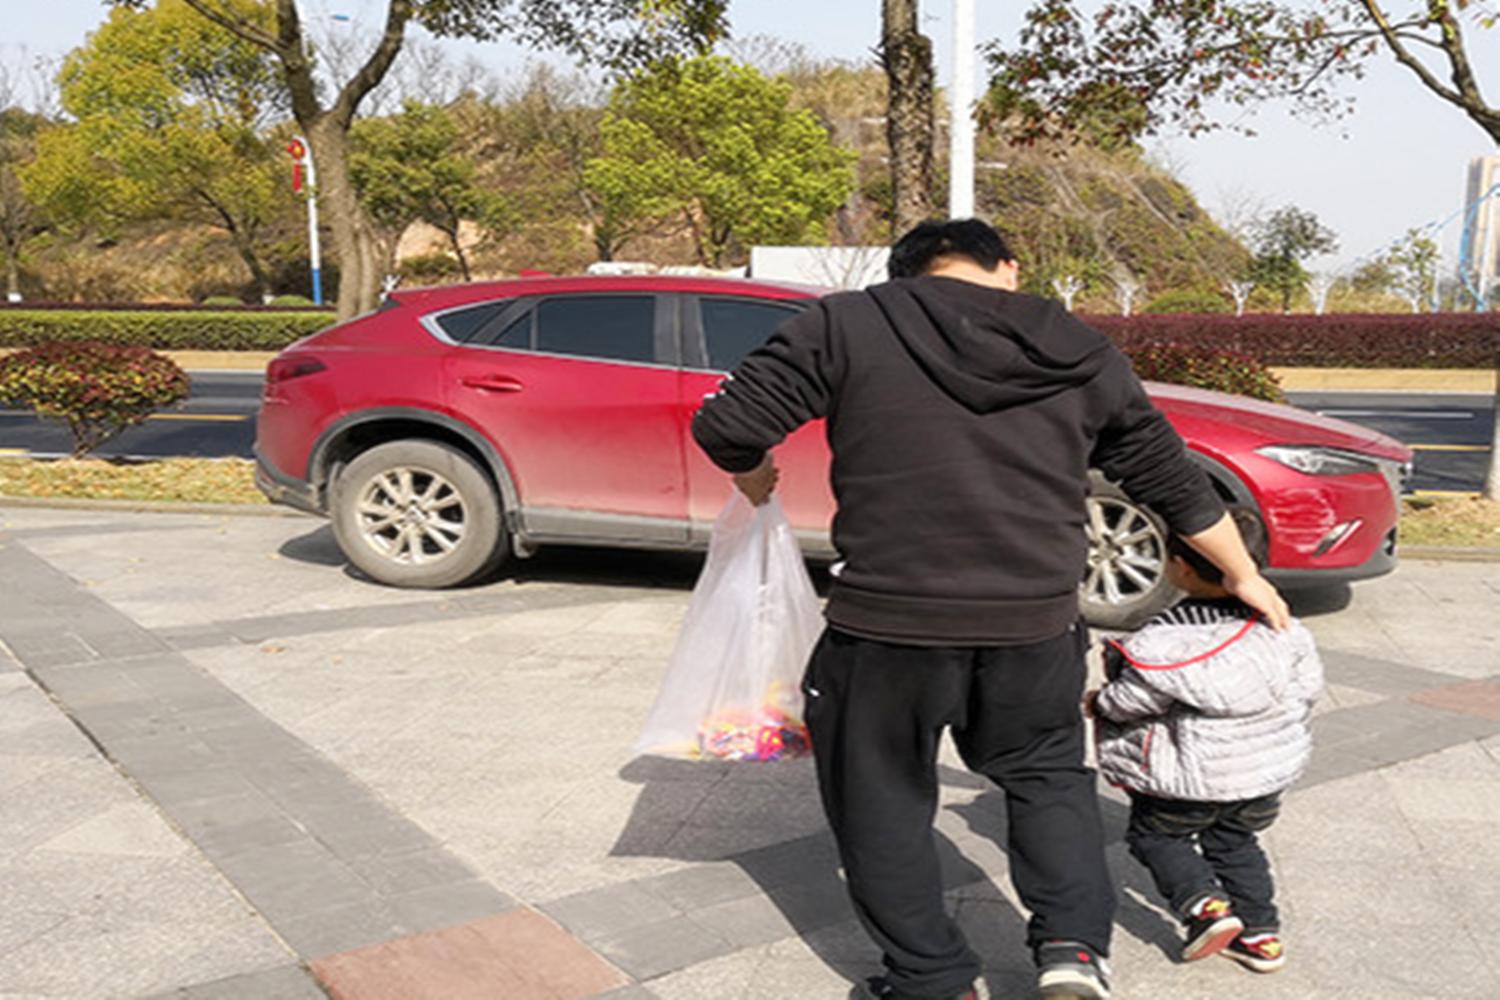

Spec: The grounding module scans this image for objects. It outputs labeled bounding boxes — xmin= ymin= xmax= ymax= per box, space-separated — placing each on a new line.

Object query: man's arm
xmin=1180 ymin=513 xmax=1291 ymax=630
xmin=1090 ymin=353 xmax=1288 ymax=630
xmin=692 ymin=303 xmax=840 ymax=500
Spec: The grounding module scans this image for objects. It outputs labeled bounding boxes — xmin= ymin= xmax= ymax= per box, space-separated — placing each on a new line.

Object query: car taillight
xmin=266 ymin=356 xmax=327 ymax=384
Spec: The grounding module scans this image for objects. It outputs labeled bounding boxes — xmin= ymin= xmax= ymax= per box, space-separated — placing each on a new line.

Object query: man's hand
xmin=1224 ymin=570 xmax=1290 ymax=632
xmin=733 ymin=456 xmax=779 ymax=506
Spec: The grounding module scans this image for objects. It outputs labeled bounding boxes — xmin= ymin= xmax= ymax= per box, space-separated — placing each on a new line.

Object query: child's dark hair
xmin=1166 ymin=507 xmax=1268 ymax=585
xmin=888 ymin=219 xmax=1017 ymax=279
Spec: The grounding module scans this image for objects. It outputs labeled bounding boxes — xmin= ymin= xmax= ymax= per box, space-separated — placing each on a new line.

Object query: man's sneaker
xmin=1222 ymin=932 xmax=1286 ymax=973
xmin=848 ymin=976 xmax=978 ymax=1000
xmin=1181 ymin=895 xmax=1244 ymax=962
xmin=1035 ymin=940 xmax=1112 ymax=999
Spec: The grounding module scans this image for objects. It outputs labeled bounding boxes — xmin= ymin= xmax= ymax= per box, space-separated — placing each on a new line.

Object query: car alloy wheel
xmin=1080 ymin=478 xmax=1175 ymax=629
xmin=331 ymin=439 xmax=505 ymax=588
xmin=355 ymin=466 xmax=468 ymax=565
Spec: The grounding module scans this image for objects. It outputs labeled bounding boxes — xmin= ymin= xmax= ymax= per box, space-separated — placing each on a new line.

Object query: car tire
xmin=1080 ymin=474 xmax=1177 ymax=630
xmin=330 ymin=439 xmax=506 ymax=588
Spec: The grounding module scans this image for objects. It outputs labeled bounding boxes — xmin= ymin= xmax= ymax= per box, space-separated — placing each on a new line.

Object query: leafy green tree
xmin=22 ymin=0 xmax=287 ymax=299
xmin=586 ymin=56 xmax=856 ymax=267
xmin=1384 ymin=227 xmax=1440 ymax=313
xmin=1248 ymin=206 xmax=1339 ymax=312
xmin=351 ymin=100 xmax=509 ymax=281
xmin=108 ymin=0 xmax=728 ymax=319
xmin=0 ymin=106 xmax=48 ymax=301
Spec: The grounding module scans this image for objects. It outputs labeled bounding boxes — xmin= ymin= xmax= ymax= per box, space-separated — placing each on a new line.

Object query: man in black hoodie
xmin=692 ymin=220 xmax=1288 ymax=1000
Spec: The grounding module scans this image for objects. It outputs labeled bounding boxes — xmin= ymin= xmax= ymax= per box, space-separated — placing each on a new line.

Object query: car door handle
xmin=461 ymin=375 xmax=524 ymax=393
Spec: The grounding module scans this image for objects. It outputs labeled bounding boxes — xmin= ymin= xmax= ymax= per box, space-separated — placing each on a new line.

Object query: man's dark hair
xmin=1166 ymin=507 xmax=1268 ymax=586
xmin=888 ymin=219 xmax=1017 ymax=279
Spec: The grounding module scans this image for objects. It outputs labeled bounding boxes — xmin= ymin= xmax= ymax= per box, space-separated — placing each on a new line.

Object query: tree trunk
xmin=881 ymin=0 xmax=935 ymax=238
xmin=3 ymin=241 xmax=19 ymax=300
xmin=444 ymin=224 xmax=472 ymax=282
xmin=223 ymin=223 xmax=273 ymax=302
xmin=307 ymin=117 xmax=381 ymax=319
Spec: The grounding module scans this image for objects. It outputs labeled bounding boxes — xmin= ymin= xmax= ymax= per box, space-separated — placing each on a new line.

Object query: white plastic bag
xmin=635 ymin=494 xmax=823 ymax=761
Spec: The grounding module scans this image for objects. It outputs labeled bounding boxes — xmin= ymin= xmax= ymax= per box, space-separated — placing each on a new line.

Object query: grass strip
xmin=0 ymin=456 xmax=267 ymax=505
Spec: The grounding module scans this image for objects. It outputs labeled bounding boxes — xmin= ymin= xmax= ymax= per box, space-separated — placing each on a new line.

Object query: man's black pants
xmin=801 ymin=624 xmax=1116 ymax=999
xmin=1125 ymin=792 xmax=1282 ymax=933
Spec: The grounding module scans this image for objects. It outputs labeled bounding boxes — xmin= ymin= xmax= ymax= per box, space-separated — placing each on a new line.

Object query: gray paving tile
xmin=1322 ymin=649 xmax=1460 ymax=695
xmin=384 ymin=879 xmax=518 ymax=934
xmin=302 ymin=810 xmax=440 ymax=860
xmin=134 ymin=764 xmax=261 ymax=807
xmin=726 ymin=831 xmax=842 ymax=890
xmin=685 ymin=892 xmax=797 ymax=948
xmin=28 ymin=664 xmax=146 ymax=708
xmin=169 ymin=791 xmax=307 ymax=858
xmin=155 ymin=624 xmax=243 ymax=652
xmin=213 ymin=840 xmax=379 ymax=926
xmin=591 ymin=914 xmax=737 ymax=981
xmin=543 ymin=882 xmax=684 ymax=942
xmin=273 ymin=899 xmax=406 ymax=959
xmin=345 ymin=846 xmax=481 ymax=897
xmin=635 ymin=863 xmax=763 ymax=911
xmin=67 ymin=698 xmax=186 ymax=743
xmin=4 ymin=631 xmax=96 ymax=668
xmin=138 ymin=962 xmax=329 ymax=1000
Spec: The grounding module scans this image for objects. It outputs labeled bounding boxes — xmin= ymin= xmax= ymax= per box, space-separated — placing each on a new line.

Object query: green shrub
xmin=1141 ymin=289 xmax=1232 ymax=314
xmin=1124 ymin=343 xmax=1284 ymax=402
xmin=200 ymin=295 xmax=246 ymax=307
xmin=268 ymin=294 xmax=315 ymax=306
xmin=0 ymin=309 xmax=330 ymax=350
xmin=0 ymin=342 xmax=191 ymax=456
xmin=399 ymin=253 xmax=462 ymax=284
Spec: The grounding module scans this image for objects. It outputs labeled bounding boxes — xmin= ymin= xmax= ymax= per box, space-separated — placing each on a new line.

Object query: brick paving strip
xmin=6 ymin=522 xmax=1500 ymax=999
xmin=0 ymin=536 xmax=631 ymax=1000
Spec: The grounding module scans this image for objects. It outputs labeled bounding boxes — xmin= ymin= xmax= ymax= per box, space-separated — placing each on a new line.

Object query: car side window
xmin=700 ymin=298 xmax=804 ymax=371
xmin=534 ymin=295 xmax=657 ymax=364
xmin=433 ymin=300 xmax=508 ymax=343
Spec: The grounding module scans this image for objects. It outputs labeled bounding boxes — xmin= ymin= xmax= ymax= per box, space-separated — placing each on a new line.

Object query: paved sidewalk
xmin=1 ymin=506 xmax=1498 ymax=999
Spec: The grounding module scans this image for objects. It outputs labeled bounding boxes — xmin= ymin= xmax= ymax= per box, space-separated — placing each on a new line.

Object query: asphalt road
xmin=0 ymin=374 xmax=1493 ymax=494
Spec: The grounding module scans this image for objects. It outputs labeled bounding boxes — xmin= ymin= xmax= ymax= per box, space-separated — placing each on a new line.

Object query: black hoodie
xmin=692 ymin=275 xmax=1225 ymax=645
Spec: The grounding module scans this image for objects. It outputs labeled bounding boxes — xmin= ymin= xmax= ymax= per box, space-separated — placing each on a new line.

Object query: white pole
xmin=949 ymin=0 xmax=977 ymax=219
xmin=300 ymin=139 xmax=324 ymax=306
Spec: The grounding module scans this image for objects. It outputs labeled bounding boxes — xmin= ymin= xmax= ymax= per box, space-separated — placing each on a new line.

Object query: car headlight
xmin=1256 ymin=445 xmax=1381 ymax=477
xmin=1256 ymin=445 xmax=1408 ymax=496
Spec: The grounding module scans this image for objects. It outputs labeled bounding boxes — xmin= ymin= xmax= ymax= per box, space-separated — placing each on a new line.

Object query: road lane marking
xmin=1409 ymin=489 xmax=1483 ymax=497
xmin=0 ymin=448 xmax=26 ymax=456
xmin=1409 ymin=444 xmax=1491 ymax=452
xmin=1317 ymin=409 xmax=1476 ymax=419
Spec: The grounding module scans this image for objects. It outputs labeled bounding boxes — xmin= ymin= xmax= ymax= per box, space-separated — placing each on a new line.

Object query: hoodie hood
xmin=1112 ymin=600 xmax=1289 ymax=716
xmin=866 ymin=275 xmax=1114 ymax=413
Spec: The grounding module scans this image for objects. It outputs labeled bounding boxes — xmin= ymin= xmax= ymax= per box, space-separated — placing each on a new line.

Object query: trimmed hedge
xmin=0 ymin=301 xmax=333 ymax=312
xmin=1122 ymin=343 xmax=1283 ymax=402
xmin=1085 ymin=313 xmax=1500 ymax=368
xmin=0 ymin=310 xmax=332 ymax=351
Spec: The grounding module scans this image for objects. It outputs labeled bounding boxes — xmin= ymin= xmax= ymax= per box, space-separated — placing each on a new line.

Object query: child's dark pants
xmin=802 ymin=623 xmax=1116 ymax=999
xmin=1125 ymin=791 xmax=1282 ymax=932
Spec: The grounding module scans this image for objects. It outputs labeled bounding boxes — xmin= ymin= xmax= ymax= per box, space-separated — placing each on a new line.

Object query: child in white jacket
xmin=1087 ymin=509 xmax=1323 ymax=974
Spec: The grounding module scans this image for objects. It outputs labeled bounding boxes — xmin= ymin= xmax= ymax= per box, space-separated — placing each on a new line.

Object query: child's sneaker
xmin=1035 ymin=940 xmax=1112 ymax=999
xmin=1181 ymin=894 xmax=1244 ymax=961
xmin=1222 ymin=932 xmax=1286 ymax=973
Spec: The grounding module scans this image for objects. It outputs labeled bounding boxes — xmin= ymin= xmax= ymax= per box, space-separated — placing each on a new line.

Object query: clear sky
xmin=5 ymin=0 xmax=1497 ymax=273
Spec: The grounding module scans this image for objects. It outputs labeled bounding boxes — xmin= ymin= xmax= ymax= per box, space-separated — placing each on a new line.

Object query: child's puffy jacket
xmin=1094 ymin=599 xmax=1324 ymax=802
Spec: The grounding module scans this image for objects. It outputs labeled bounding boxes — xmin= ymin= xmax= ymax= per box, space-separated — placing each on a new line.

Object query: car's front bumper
xmin=253 ymin=447 xmax=322 ymax=516
xmin=1266 ymin=526 xmax=1399 ymax=587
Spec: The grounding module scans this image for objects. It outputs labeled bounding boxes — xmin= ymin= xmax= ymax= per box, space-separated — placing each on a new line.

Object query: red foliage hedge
xmin=1082 ymin=313 xmax=1499 ymax=368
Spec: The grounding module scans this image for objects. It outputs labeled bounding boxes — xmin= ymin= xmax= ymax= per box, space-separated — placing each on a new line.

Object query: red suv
xmin=255 ymin=275 xmax=1412 ymax=627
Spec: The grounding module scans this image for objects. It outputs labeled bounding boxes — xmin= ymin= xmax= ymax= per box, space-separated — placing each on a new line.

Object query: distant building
xmin=1463 ymin=155 xmax=1500 ymax=295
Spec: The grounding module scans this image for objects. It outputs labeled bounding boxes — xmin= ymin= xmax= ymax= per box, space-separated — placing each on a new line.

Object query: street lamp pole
xmin=949 ymin=0 xmax=977 ymax=219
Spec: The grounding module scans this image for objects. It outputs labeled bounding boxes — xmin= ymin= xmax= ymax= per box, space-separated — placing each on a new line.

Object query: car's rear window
xmin=535 ymin=296 xmax=656 ymax=364
xmin=433 ymin=301 xmax=508 ymax=343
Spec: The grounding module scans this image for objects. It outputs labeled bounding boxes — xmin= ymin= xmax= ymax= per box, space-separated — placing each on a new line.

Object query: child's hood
xmin=1113 ymin=602 xmax=1308 ymax=716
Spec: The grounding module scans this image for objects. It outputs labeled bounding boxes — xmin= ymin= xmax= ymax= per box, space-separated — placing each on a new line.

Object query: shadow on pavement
xmin=1285 ymin=582 xmax=1354 ymax=617
xmin=611 ymin=756 xmax=1032 ymax=993
xmin=277 ymin=522 xmax=346 ymax=567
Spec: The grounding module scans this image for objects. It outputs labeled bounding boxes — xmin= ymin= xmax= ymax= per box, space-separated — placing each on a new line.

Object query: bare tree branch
xmin=178 ymin=0 xmax=281 ymax=53
xmin=332 ymin=0 xmax=415 ymax=127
